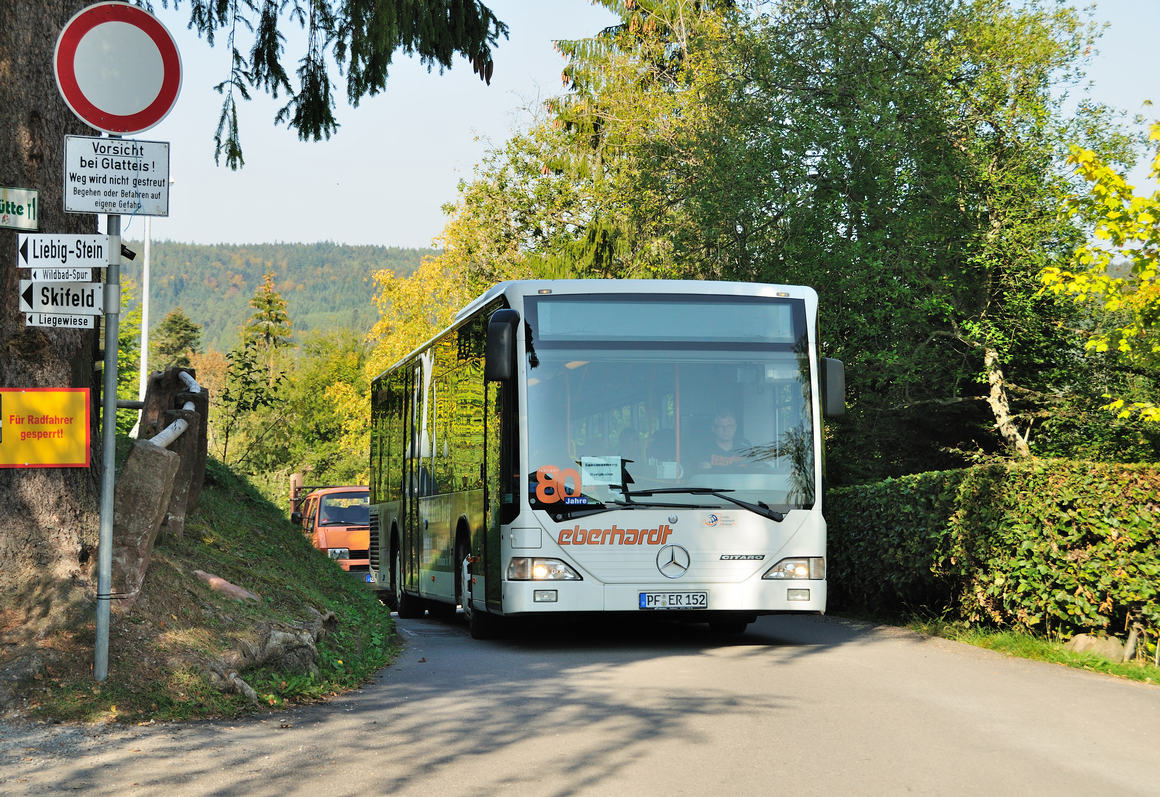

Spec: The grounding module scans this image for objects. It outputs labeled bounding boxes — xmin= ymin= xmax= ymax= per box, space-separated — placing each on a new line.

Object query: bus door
xmin=411 ymin=352 xmax=436 ymax=594
xmin=402 ymin=361 xmax=421 ymax=593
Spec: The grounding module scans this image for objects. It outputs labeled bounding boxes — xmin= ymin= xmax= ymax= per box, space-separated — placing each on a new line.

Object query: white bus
xmin=369 ymin=280 xmax=844 ymax=637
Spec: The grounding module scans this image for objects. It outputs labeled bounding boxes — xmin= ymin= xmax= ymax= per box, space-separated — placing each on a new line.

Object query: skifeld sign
xmin=19 ymin=281 xmax=102 ymax=316
xmin=16 ymin=234 xmax=109 ymax=329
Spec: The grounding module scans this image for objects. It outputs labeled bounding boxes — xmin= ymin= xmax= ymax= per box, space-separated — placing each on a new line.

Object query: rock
xmin=1063 ymin=633 xmax=1125 ymax=661
xmin=192 ymin=570 xmax=261 ymax=602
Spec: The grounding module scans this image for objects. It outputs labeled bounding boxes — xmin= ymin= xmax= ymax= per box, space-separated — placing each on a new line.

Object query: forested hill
xmin=120 ymin=241 xmax=436 ymax=352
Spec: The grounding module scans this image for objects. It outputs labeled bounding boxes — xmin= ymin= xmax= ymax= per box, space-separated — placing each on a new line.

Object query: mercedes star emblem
xmin=656 ymin=545 xmax=691 ymax=579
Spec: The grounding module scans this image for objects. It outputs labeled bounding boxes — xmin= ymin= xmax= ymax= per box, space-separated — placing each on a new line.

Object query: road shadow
xmin=0 ymin=612 xmax=929 ymax=796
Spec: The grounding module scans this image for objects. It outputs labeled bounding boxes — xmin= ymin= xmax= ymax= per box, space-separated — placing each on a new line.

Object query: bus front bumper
xmin=501 ymin=579 xmax=826 ymax=615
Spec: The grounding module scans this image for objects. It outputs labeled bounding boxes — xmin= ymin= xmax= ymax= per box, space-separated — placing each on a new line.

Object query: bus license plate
xmin=639 ymin=591 xmax=708 ymax=609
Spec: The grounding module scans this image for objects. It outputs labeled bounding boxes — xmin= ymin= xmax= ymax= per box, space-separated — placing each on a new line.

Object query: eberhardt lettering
xmin=559 ymin=524 xmax=673 ymax=546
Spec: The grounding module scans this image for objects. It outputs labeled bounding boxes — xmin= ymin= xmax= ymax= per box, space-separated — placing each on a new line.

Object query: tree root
xmin=206 ymin=607 xmax=336 ymax=703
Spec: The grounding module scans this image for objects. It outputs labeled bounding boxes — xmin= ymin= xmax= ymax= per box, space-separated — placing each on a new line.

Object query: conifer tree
xmin=177 ymin=0 xmax=510 ymax=167
xmin=152 ymin=308 xmax=204 ymax=369
xmin=242 ymin=271 xmax=293 ymax=371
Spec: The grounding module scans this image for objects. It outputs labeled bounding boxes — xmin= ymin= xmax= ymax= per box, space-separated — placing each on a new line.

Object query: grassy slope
xmin=22 ymin=458 xmax=397 ymax=723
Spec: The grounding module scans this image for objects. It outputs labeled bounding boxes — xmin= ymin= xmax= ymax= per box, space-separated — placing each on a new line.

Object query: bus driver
xmin=699 ymin=411 xmax=751 ymax=470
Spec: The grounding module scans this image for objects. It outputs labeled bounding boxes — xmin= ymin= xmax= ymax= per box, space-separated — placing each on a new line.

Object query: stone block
xmin=111 ymin=440 xmax=180 ymax=612
xmin=1063 ymin=633 xmax=1126 ymax=662
xmin=160 ymin=407 xmax=200 ymax=540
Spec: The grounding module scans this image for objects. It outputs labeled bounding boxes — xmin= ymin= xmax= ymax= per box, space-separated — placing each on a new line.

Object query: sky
xmin=132 ymin=0 xmax=619 ymax=248
xmin=121 ymin=0 xmax=1156 ymax=249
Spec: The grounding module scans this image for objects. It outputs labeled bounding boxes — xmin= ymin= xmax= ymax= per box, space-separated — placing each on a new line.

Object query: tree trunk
xmin=1 ymin=0 xmax=103 ymax=635
xmin=984 ymin=346 xmax=1030 ymax=458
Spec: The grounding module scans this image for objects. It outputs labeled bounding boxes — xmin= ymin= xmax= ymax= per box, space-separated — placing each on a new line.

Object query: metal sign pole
xmin=94 ymin=192 xmax=122 ymax=682
xmin=52 ymin=4 xmax=180 ymax=683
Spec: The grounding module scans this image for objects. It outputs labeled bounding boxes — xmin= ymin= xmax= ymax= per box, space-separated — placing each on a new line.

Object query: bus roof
xmin=452 ymin=279 xmax=818 ymax=323
xmin=375 ymin=279 xmax=819 ymax=381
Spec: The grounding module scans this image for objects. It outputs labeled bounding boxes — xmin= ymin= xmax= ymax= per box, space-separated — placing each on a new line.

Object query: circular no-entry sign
xmin=54 ymin=2 xmax=182 ymax=135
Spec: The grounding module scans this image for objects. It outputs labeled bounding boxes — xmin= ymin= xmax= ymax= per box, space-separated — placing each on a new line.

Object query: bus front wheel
xmin=468 ymin=606 xmax=504 ymax=640
xmin=456 ymin=539 xmax=470 ymax=618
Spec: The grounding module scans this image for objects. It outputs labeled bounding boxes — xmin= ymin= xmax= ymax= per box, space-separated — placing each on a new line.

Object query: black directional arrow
xmin=20 ymin=283 xmax=34 ymax=311
xmin=19 ymin=237 xmax=28 ymax=265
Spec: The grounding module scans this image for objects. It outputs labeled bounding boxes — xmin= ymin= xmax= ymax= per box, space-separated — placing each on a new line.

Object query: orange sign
xmin=535 ymin=465 xmax=583 ymax=503
xmin=0 ymin=388 xmax=90 ymax=467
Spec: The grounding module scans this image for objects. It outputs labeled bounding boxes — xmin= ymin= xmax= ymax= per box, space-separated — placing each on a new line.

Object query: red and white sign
xmin=54 ymin=2 xmax=182 ymax=135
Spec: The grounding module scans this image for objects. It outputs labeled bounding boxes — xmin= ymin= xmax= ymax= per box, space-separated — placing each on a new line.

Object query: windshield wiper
xmin=545 ymin=488 xmax=786 ymax=523
xmin=545 ymin=498 xmax=618 ymax=521
xmin=614 ymin=486 xmax=786 ymax=523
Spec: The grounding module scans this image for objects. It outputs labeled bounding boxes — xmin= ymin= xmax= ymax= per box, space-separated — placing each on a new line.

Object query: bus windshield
xmin=524 ymin=295 xmax=815 ymax=517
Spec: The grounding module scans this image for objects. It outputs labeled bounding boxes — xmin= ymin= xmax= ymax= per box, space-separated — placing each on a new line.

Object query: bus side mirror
xmin=485 ymin=309 xmax=520 ymax=381
xmin=821 ymin=357 xmax=845 ymax=418
xmin=291 ymin=511 xmax=303 ymax=525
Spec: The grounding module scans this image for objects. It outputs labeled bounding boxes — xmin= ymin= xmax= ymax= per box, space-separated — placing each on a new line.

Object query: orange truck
xmin=290 ymin=484 xmax=375 ymax=585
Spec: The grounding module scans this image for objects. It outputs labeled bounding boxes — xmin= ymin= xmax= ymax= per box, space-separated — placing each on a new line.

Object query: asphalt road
xmin=3 ymin=613 xmax=1159 ymax=796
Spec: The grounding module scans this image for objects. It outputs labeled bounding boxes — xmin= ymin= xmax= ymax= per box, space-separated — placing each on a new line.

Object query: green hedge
xmin=826 ymin=460 xmax=1160 ymax=640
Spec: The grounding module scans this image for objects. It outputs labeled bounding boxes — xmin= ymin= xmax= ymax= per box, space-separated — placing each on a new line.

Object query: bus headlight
xmin=508 ymin=558 xmax=582 ymax=581
xmin=763 ymin=557 xmax=824 ymax=580
xmin=327 ymin=548 xmax=351 ymax=560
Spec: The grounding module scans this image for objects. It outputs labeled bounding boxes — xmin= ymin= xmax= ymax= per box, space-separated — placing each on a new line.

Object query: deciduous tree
xmin=1042 ymin=124 xmax=1160 ymax=423
xmin=441 ymin=0 xmax=1138 ymax=479
xmin=215 ymin=339 xmax=285 ymax=466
